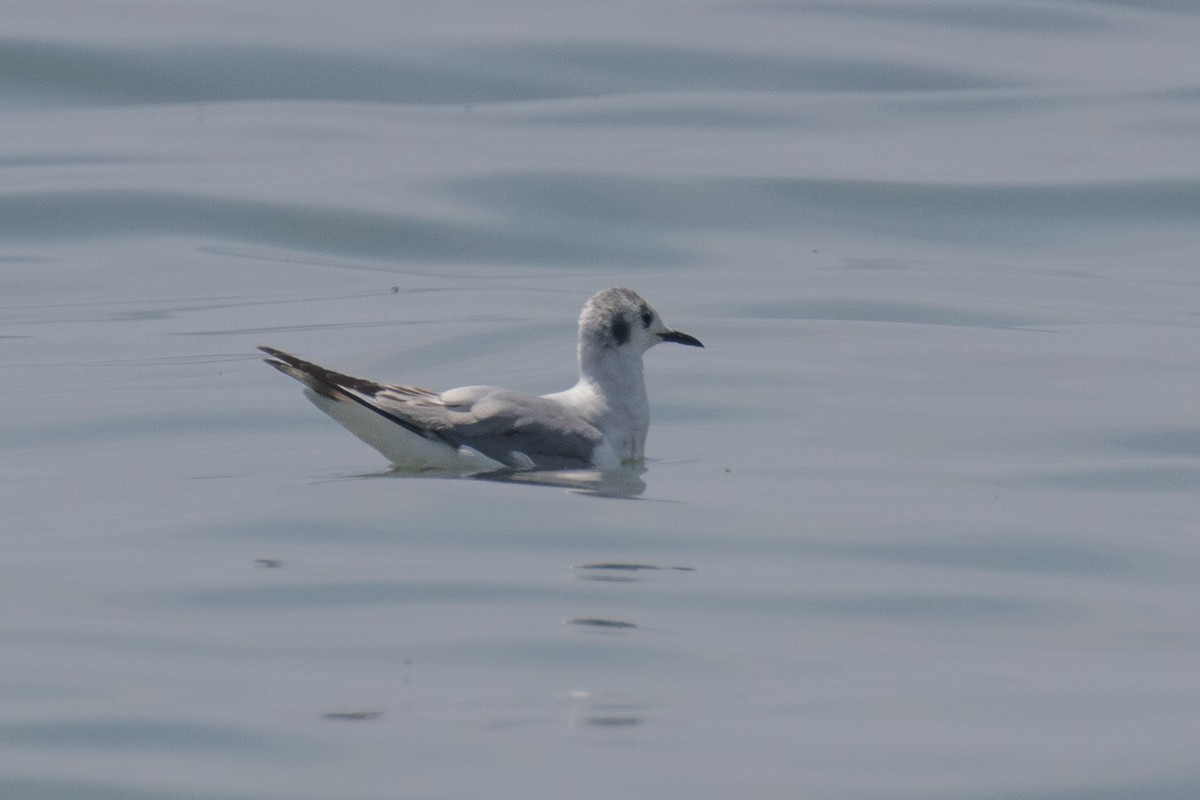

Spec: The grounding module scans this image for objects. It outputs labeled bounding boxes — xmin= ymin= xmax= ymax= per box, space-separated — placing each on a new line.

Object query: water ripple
xmin=0 ymin=189 xmax=682 ymax=266
xmin=0 ymin=718 xmax=294 ymax=754
xmin=0 ymin=38 xmax=1001 ymax=111
xmin=448 ymin=173 xmax=1200 ymax=246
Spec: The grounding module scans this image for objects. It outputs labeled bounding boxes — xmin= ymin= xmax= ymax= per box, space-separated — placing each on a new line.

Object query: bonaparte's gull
xmin=260 ymin=287 xmax=702 ymax=472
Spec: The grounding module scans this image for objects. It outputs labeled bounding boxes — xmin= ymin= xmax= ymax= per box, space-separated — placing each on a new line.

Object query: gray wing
xmin=392 ymin=385 xmax=602 ymax=470
xmin=259 ymin=347 xmax=599 ymax=469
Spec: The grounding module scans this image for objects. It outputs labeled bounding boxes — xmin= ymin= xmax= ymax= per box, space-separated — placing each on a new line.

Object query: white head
xmin=577 ymin=287 xmax=703 ymax=372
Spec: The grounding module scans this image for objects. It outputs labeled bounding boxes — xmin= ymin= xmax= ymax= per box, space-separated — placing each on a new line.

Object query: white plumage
xmin=260 ymin=287 xmax=703 ymax=472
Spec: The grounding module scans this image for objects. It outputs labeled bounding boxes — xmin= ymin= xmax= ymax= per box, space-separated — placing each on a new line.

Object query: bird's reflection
xmin=477 ymin=464 xmax=647 ymax=498
xmin=349 ymin=463 xmax=647 ymax=498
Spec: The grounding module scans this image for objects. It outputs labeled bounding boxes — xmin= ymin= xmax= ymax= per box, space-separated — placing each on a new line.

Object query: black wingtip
xmin=257 ymin=345 xmax=294 ymax=374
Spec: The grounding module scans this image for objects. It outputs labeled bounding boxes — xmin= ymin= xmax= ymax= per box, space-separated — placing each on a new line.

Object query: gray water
xmin=3 ymin=2 xmax=1200 ymax=798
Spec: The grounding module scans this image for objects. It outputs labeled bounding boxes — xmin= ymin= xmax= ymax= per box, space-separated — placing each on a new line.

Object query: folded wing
xmin=259 ymin=347 xmax=599 ymax=470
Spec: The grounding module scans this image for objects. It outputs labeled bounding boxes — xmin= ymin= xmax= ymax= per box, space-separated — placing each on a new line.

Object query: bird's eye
xmin=640 ymin=309 xmax=653 ymax=328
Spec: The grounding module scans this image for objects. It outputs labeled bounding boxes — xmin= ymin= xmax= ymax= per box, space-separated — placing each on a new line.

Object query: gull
xmin=259 ymin=287 xmax=703 ymax=472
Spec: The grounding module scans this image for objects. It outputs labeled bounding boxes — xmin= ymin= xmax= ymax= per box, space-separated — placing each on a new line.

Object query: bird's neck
xmin=574 ymin=348 xmax=650 ymax=464
xmin=578 ymin=346 xmax=645 ymax=417
xmin=579 ymin=348 xmax=645 ymax=403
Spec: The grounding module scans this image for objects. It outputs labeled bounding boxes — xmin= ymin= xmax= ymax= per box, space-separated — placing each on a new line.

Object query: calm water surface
xmin=3 ymin=2 xmax=1200 ymax=798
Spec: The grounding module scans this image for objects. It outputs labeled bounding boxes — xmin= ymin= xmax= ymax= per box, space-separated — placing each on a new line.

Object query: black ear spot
xmin=610 ymin=316 xmax=631 ymax=346
xmin=640 ymin=307 xmax=653 ymax=328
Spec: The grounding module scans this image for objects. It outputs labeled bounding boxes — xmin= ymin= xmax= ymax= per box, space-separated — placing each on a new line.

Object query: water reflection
xmin=566 ymin=617 xmax=638 ymax=630
xmin=477 ymin=465 xmax=647 ymax=498
xmin=351 ymin=463 xmax=648 ymax=498
xmin=568 ymin=690 xmax=646 ymax=731
xmin=572 ymin=562 xmax=696 ymax=583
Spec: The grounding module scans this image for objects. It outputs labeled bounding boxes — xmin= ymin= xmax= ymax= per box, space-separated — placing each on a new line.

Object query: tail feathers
xmin=258 ymin=346 xmax=383 ymax=401
xmin=259 ymin=345 xmax=506 ymax=473
xmin=259 ymin=345 xmax=427 ymax=437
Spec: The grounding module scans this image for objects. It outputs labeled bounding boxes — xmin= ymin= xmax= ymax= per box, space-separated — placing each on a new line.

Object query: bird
xmin=259 ymin=287 xmax=703 ymax=472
